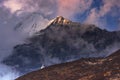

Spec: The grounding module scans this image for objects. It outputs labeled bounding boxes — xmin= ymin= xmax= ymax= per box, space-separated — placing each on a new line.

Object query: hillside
xmin=16 ymin=50 xmax=120 ymax=80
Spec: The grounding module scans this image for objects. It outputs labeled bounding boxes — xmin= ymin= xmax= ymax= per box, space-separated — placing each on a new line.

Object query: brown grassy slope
xmin=16 ymin=50 xmax=120 ymax=80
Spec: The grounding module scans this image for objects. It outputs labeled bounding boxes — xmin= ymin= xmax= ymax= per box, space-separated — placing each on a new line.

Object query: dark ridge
xmin=108 ymin=49 xmax=120 ymax=57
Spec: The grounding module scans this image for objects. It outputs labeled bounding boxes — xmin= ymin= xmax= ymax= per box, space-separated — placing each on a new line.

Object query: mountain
xmin=16 ymin=49 xmax=120 ymax=80
xmin=2 ymin=16 xmax=120 ymax=74
xmin=47 ymin=16 xmax=72 ymax=25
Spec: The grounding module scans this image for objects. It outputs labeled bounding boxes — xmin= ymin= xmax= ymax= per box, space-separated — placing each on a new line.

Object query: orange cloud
xmin=3 ymin=0 xmax=23 ymax=13
xmin=57 ymin=0 xmax=79 ymax=18
xmin=57 ymin=0 xmax=93 ymax=18
xmin=2 ymin=0 xmax=56 ymax=16
xmin=2 ymin=0 xmax=93 ymax=19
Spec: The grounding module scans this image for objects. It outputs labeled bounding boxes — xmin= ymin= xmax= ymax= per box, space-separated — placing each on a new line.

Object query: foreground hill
xmin=16 ymin=50 xmax=120 ymax=80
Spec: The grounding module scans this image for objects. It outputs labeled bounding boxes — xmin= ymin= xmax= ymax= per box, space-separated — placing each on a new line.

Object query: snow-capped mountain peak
xmin=47 ymin=16 xmax=72 ymax=26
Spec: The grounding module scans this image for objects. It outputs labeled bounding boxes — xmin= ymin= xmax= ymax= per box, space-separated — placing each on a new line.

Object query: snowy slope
xmin=15 ymin=13 xmax=49 ymax=36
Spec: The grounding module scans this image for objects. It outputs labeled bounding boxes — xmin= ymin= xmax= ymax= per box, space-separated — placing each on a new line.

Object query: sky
xmin=0 ymin=0 xmax=120 ymax=31
xmin=0 ymin=0 xmax=120 ymax=80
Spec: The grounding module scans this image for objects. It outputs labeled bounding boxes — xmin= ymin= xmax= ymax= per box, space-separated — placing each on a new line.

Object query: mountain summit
xmin=48 ymin=16 xmax=72 ymax=25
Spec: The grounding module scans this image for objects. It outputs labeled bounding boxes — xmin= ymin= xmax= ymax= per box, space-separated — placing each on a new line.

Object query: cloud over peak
xmin=85 ymin=0 xmax=120 ymax=29
xmin=57 ymin=0 xmax=93 ymax=18
xmin=1 ymin=0 xmax=93 ymax=18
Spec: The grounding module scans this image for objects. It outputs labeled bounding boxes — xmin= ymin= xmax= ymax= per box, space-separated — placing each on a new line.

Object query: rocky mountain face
xmin=16 ymin=49 xmax=120 ymax=80
xmin=2 ymin=16 xmax=120 ymax=74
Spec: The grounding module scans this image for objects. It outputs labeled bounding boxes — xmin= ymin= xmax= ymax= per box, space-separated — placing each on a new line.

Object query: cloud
xmin=1 ymin=0 xmax=120 ymax=30
xmin=57 ymin=0 xmax=93 ymax=18
xmin=1 ymin=0 xmax=56 ymax=17
xmin=0 ymin=4 xmax=50 ymax=80
xmin=0 ymin=7 xmax=50 ymax=62
xmin=1 ymin=0 xmax=93 ymax=18
xmin=2 ymin=0 xmax=23 ymax=14
xmin=0 ymin=8 xmax=24 ymax=61
xmin=0 ymin=64 xmax=19 ymax=80
xmin=15 ymin=13 xmax=49 ymax=36
xmin=85 ymin=0 xmax=120 ymax=29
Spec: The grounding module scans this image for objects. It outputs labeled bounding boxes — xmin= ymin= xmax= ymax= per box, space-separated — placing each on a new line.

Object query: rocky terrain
xmin=16 ymin=49 xmax=120 ymax=80
xmin=2 ymin=16 xmax=120 ymax=74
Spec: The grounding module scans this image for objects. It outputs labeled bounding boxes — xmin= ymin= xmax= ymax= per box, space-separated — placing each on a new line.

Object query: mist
xmin=0 ymin=2 xmax=49 ymax=80
xmin=0 ymin=64 xmax=20 ymax=80
xmin=0 ymin=8 xmax=24 ymax=80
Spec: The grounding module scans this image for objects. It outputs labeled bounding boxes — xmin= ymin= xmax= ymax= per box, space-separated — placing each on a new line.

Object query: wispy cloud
xmin=1 ymin=0 xmax=56 ymax=17
xmin=0 ymin=64 xmax=19 ymax=80
xmin=85 ymin=0 xmax=120 ymax=29
xmin=57 ymin=0 xmax=93 ymax=18
xmin=1 ymin=0 xmax=93 ymax=18
xmin=2 ymin=0 xmax=23 ymax=14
